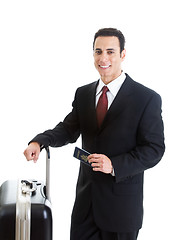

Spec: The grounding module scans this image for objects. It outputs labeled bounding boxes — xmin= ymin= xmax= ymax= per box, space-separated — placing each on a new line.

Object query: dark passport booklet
xmin=73 ymin=147 xmax=92 ymax=167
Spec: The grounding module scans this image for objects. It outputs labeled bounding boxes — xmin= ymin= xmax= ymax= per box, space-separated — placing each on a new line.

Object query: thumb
xmin=31 ymin=151 xmax=40 ymax=163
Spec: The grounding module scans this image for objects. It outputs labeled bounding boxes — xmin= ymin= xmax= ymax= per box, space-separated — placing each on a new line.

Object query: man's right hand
xmin=23 ymin=142 xmax=41 ymax=163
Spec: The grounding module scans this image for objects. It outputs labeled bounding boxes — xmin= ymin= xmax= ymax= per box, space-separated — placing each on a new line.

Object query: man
xmin=24 ymin=28 xmax=165 ymax=240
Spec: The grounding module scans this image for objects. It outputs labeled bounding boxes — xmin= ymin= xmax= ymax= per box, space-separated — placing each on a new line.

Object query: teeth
xmin=100 ymin=65 xmax=110 ymax=68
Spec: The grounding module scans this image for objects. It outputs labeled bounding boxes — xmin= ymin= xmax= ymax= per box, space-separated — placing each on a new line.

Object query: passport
xmin=73 ymin=147 xmax=92 ymax=167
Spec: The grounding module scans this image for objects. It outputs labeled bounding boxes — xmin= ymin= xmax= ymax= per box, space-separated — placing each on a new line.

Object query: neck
xmin=101 ymin=71 xmax=122 ymax=85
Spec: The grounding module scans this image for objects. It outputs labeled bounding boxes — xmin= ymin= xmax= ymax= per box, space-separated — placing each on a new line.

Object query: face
xmin=93 ymin=36 xmax=126 ymax=84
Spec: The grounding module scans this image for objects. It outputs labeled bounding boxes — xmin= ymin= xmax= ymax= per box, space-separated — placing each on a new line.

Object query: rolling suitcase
xmin=0 ymin=147 xmax=52 ymax=240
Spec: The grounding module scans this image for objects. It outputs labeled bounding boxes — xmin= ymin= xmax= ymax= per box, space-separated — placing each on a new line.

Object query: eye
xmin=95 ymin=49 xmax=102 ymax=55
xmin=107 ymin=50 xmax=114 ymax=55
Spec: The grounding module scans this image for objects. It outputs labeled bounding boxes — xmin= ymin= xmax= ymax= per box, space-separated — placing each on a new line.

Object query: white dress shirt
xmin=96 ymin=71 xmax=126 ymax=108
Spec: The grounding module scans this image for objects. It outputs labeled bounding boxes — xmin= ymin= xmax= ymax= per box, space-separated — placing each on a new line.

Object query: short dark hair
xmin=93 ymin=28 xmax=125 ymax=53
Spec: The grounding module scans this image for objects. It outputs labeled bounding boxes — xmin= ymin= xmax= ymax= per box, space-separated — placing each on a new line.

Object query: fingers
xmin=23 ymin=142 xmax=40 ymax=163
xmin=88 ymin=154 xmax=104 ymax=168
xmin=88 ymin=154 xmax=113 ymax=174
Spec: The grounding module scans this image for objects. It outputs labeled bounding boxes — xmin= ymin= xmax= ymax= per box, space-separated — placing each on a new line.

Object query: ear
xmin=120 ymin=49 xmax=126 ymax=61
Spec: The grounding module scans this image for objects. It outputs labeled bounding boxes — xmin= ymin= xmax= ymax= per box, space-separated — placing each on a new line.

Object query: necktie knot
xmin=102 ymin=86 xmax=109 ymax=95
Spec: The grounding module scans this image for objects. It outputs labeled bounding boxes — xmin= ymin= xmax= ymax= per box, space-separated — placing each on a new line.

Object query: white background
xmin=0 ymin=0 xmax=175 ymax=239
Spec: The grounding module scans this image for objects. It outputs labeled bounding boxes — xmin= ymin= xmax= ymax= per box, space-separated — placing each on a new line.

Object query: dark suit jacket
xmin=31 ymin=74 xmax=165 ymax=232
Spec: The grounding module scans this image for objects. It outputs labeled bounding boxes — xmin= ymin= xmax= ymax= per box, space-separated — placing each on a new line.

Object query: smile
xmin=99 ymin=65 xmax=111 ymax=69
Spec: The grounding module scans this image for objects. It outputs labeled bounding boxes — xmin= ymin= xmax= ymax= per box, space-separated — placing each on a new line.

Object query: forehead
xmin=94 ymin=36 xmax=120 ymax=49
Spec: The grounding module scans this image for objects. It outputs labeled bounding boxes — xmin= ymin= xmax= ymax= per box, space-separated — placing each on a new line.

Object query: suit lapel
xmin=100 ymin=75 xmax=134 ymax=130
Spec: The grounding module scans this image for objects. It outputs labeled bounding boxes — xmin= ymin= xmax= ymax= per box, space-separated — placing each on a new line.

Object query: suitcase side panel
xmin=31 ymin=182 xmax=52 ymax=239
xmin=0 ymin=180 xmax=17 ymax=239
xmin=31 ymin=203 xmax=52 ymax=240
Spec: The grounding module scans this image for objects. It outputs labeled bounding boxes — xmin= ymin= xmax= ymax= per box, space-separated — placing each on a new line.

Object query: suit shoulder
xmin=125 ymin=74 xmax=161 ymax=99
xmin=75 ymin=81 xmax=98 ymax=98
xmin=77 ymin=81 xmax=98 ymax=91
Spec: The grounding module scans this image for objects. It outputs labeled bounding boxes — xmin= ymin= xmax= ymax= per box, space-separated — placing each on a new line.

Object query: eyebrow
xmin=106 ymin=48 xmax=115 ymax=51
xmin=94 ymin=48 xmax=116 ymax=51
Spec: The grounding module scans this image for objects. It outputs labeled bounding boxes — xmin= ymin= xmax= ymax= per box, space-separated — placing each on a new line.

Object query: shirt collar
xmin=96 ymin=72 xmax=126 ymax=97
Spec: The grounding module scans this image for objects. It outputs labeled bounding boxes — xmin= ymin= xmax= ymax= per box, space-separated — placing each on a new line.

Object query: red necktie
xmin=96 ymin=86 xmax=109 ymax=128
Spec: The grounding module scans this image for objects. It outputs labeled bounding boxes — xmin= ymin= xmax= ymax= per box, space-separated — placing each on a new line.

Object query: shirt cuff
xmin=111 ymin=168 xmax=115 ymax=176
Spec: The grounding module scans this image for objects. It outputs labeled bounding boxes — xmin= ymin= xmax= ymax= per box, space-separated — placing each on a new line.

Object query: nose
xmin=100 ymin=52 xmax=108 ymax=62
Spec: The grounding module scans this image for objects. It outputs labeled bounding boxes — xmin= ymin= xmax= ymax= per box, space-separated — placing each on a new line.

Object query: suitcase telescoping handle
xmin=45 ymin=146 xmax=51 ymax=201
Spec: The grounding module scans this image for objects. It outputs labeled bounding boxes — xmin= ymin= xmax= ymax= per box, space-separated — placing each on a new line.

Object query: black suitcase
xmin=0 ymin=147 xmax=52 ymax=240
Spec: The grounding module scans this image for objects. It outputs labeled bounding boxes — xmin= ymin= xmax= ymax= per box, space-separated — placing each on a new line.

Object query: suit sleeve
xmin=111 ymin=93 xmax=165 ymax=183
xmin=30 ymin=91 xmax=80 ymax=148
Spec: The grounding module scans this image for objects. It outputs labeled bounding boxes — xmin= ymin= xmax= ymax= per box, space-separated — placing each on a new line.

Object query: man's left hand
xmin=88 ymin=154 xmax=113 ymax=174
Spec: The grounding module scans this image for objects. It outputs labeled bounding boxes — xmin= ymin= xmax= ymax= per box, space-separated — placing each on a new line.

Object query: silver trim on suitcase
xmin=16 ymin=180 xmax=32 ymax=240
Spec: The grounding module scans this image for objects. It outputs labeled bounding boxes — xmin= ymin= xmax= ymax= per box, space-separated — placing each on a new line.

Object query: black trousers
xmin=70 ymin=206 xmax=139 ymax=240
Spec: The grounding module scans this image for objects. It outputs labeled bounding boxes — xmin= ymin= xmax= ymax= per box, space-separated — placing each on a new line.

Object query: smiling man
xmin=24 ymin=28 xmax=165 ymax=240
